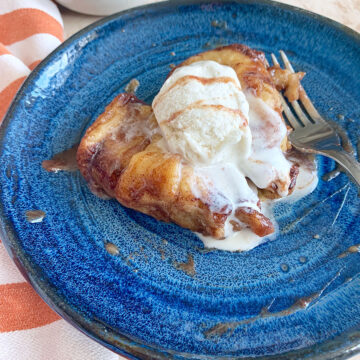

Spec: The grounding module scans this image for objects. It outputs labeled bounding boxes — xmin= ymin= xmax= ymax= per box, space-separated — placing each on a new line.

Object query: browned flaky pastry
xmin=77 ymin=93 xmax=274 ymax=239
xmin=77 ymin=44 xmax=303 ymax=239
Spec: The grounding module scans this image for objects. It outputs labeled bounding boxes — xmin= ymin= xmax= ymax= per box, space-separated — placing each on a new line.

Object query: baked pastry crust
xmin=77 ymin=44 xmax=301 ymax=239
xmin=77 ymin=93 xmax=273 ymax=238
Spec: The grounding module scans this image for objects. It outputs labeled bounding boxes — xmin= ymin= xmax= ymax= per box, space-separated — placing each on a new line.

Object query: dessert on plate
xmin=77 ymin=44 xmax=317 ymax=251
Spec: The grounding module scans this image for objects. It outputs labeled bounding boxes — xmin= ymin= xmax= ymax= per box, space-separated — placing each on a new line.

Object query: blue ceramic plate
xmin=1 ymin=1 xmax=360 ymax=359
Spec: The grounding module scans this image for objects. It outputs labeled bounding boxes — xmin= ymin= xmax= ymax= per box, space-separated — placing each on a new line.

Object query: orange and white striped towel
xmin=0 ymin=1 xmax=119 ymax=359
xmin=0 ymin=0 xmax=65 ymax=122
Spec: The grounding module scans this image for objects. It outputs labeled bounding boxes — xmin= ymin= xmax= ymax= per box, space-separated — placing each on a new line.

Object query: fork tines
xmin=270 ymin=51 xmax=324 ymax=129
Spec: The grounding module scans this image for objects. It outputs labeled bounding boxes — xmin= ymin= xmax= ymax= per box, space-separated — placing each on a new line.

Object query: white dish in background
xmin=56 ymin=0 xmax=164 ymax=16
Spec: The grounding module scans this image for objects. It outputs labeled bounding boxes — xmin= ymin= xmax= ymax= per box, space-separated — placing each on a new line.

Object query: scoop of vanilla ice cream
xmin=152 ymin=60 xmax=251 ymax=165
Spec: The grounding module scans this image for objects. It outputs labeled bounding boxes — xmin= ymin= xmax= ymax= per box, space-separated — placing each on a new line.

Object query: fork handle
xmin=324 ymin=149 xmax=360 ymax=186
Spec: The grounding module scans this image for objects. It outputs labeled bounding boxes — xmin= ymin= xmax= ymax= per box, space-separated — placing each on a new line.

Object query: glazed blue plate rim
xmin=0 ymin=1 xmax=360 ymax=359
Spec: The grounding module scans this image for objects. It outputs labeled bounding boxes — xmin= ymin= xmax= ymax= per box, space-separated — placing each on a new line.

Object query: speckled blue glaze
xmin=1 ymin=1 xmax=360 ymax=359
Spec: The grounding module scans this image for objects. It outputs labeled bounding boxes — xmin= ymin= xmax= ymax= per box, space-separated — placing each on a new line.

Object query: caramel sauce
xmin=124 ymin=78 xmax=139 ymax=94
xmin=204 ymin=269 xmax=341 ymax=338
xmin=159 ymin=248 xmax=166 ymax=260
xmin=280 ymin=263 xmax=289 ymax=272
xmin=105 ymin=242 xmax=119 ymax=256
xmin=152 ymin=75 xmax=241 ymax=108
xmin=174 ymin=254 xmax=196 ymax=277
xmin=42 ymin=144 xmax=79 ymax=173
xmin=338 ymin=243 xmax=360 ymax=258
xmin=195 ymin=247 xmax=216 ymax=254
xmin=163 ymin=102 xmax=247 ymax=126
xmin=25 ymin=210 xmax=46 ymax=223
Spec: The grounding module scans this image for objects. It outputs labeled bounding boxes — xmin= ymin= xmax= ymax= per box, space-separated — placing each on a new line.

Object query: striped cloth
xmin=0 ymin=0 xmax=64 ymax=122
xmin=0 ymin=1 xmax=119 ymax=359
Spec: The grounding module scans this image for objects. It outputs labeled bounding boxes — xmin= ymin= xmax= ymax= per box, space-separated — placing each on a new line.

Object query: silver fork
xmin=271 ymin=51 xmax=360 ymax=186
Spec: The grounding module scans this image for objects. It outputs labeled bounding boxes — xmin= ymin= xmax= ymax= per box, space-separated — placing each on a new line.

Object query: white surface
xmin=0 ymin=243 xmax=25 ymax=284
xmin=0 ymin=0 xmax=63 ymax=24
xmin=0 ymin=321 xmax=119 ymax=360
xmin=60 ymin=2 xmax=360 ymax=359
xmin=57 ymin=0 xmax=164 ymax=16
xmin=0 ymin=54 xmax=30 ymax=93
xmin=8 ymin=34 xmax=61 ymax=67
